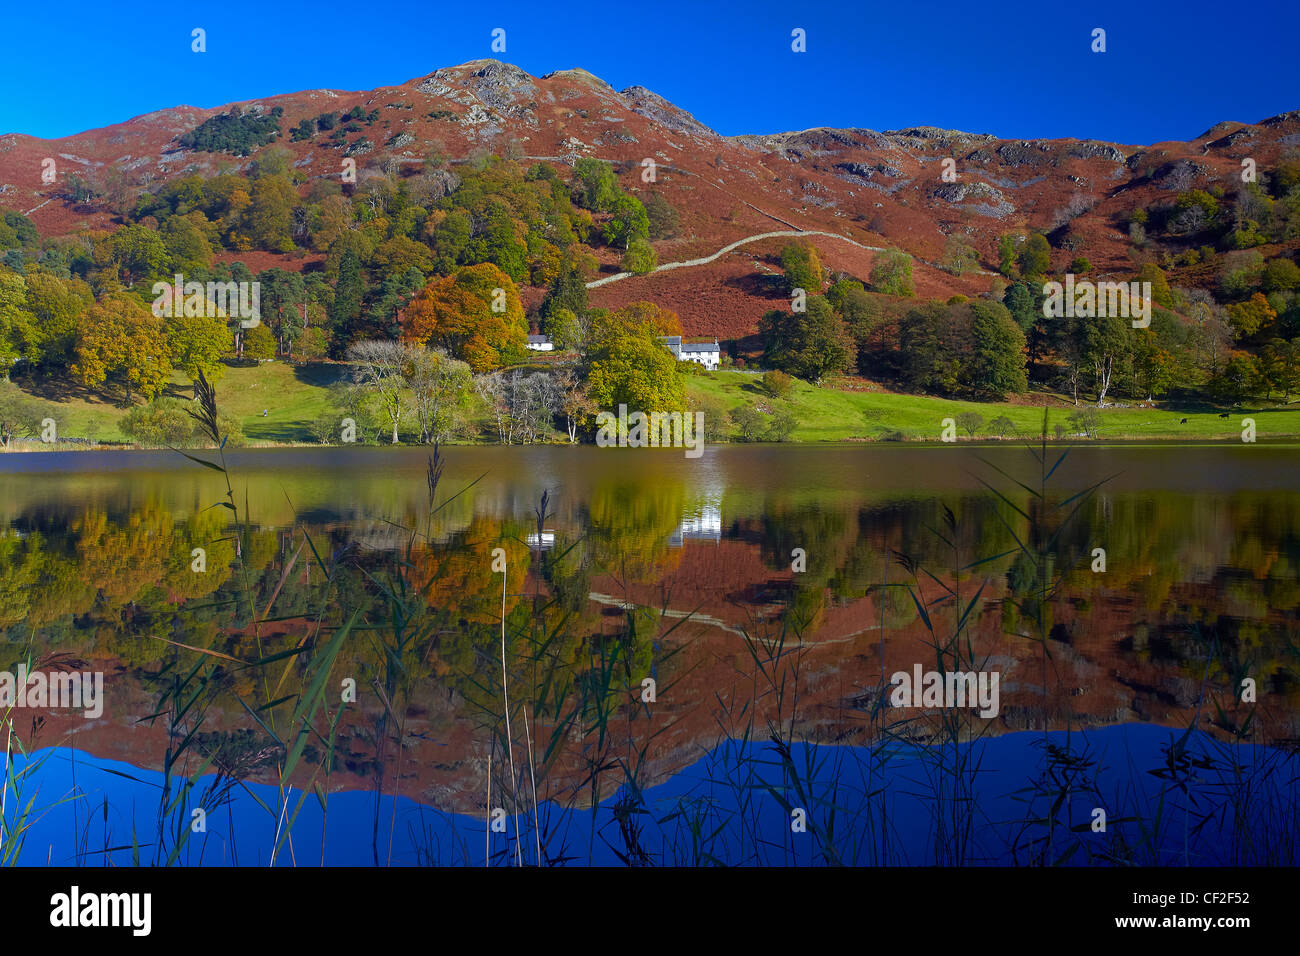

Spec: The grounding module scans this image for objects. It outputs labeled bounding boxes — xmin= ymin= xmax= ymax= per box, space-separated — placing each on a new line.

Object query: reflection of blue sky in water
xmin=14 ymin=725 xmax=1293 ymax=866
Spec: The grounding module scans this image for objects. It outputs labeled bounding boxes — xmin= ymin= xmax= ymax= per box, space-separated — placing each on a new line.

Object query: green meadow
xmin=6 ymin=362 xmax=1299 ymax=447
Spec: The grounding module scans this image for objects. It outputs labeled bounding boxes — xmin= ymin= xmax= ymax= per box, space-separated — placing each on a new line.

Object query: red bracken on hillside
xmin=2 ymin=59 xmax=1297 ymax=337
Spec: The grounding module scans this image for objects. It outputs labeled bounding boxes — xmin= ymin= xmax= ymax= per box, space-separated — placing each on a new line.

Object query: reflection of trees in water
xmin=583 ymin=480 xmax=685 ymax=581
xmin=0 ymin=488 xmax=1297 ymax=715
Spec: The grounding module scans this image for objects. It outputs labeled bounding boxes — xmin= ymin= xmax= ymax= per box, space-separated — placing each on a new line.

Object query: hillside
xmin=3 ymin=59 xmax=1298 ymax=339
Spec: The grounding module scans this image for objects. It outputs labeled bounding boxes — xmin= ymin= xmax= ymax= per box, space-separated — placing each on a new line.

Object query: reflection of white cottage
xmin=660 ymin=336 xmax=720 ymax=370
xmin=526 ymin=531 xmax=556 ymax=550
xmin=669 ymin=504 xmax=722 ymax=547
xmin=525 ymin=334 xmax=554 ymax=352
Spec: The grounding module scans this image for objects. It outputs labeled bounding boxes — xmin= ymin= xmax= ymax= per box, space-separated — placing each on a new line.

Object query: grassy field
xmin=7 ymin=361 xmax=1300 ymax=447
xmin=11 ymin=362 xmax=346 ymax=445
xmin=686 ymin=370 xmax=1300 ymax=442
xmin=210 ymin=361 xmax=342 ymax=442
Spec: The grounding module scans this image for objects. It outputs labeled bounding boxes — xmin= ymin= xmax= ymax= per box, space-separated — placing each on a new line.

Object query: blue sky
xmin=2 ymin=0 xmax=1296 ymax=144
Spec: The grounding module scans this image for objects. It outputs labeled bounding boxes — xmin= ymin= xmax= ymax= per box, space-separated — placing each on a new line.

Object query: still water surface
xmin=0 ymin=444 xmax=1295 ymax=865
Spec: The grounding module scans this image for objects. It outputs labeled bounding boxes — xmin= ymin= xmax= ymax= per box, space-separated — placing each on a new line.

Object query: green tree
xmin=644 ymin=192 xmax=680 ymax=239
xmin=108 ymin=225 xmax=169 ymax=286
xmin=243 ymin=176 xmax=297 ymax=252
xmin=540 ymin=265 xmax=589 ymax=326
xmin=120 ymin=399 xmax=199 ymax=446
xmin=760 ymin=297 xmax=851 ymax=383
xmin=160 ymin=215 xmax=213 ymax=273
xmin=601 ymin=193 xmax=649 ymax=248
xmin=0 ymin=274 xmax=37 ymax=377
xmin=1002 ymin=282 xmax=1038 ymax=333
xmin=542 ymin=307 xmax=580 ymax=351
xmin=572 ymin=158 xmax=621 ymax=211
xmin=23 ymin=272 xmax=90 ymax=370
xmin=1210 ymin=353 xmax=1259 ymax=404
xmin=997 ymin=234 xmax=1020 ymax=278
xmin=328 ymin=248 xmax=366 ymax=352
xmin=1018 ymin=233 xmax=1051 ymax=279
xmin=767 ymin=408 xmax=798 ymax=442
xmin=1137 ymin=262 xmax=1174 ymax=309
xmin=406 ymin=347 xmax=472 ymax=444
xmin=897 ymin=303 xmax=962 ymax=394
xmin=242 ymin=324 xmax=277 ymax=360
xmin=622 ymin=237 xmax=658 ymax=274
xmin=1262 ymin=257 xmax=1300 ymax=292
xmin=870 ymin=247 xmax=914 ymax=296
xmin=955 ymin=411 xmax=983 ymax=437
xmin=729 ymin=405 xmax=767 ymax=442
xmin=780 ymin=243 xmax=823 ymax=294
xmin=165 ymin=311 xmax=233 ymax=380
xmin=989 ymin=415 xmax=1016 ymax=438
xmin=963 ymin=301 xmax=1028 ymax=399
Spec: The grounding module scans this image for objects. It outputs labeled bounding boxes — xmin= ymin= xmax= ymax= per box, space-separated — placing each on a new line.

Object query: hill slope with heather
xmin=2 ymin=59 xmax=1297 ymax=338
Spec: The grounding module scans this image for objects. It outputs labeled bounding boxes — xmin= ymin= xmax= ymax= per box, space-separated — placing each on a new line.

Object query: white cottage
xmin=660 ymin=336 xmax=720 ymax=370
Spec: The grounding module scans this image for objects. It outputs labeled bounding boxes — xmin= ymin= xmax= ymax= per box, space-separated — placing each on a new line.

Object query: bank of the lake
xmin=5 ymin=363 xmax=1299 ymax=449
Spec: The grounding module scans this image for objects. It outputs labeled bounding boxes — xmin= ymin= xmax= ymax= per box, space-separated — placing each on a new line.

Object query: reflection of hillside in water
xmin=1 ymin=468 xmax=1297 ymax=814
xmin=0 ymin=444 xmax=1296 ymax=820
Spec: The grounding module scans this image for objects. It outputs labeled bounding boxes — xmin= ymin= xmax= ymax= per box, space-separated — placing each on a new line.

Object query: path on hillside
xmin=24 ymin=196 xmax=54 ymax=217
xmin=586 ymin=229 xmax=886 ymax=289
xmin=514 ymin=152 xmax=994 ymax=287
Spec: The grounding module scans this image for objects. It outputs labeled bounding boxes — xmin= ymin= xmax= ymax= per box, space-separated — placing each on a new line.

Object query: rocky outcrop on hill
xmin=618 ymin=85 xmax=718 ymax=140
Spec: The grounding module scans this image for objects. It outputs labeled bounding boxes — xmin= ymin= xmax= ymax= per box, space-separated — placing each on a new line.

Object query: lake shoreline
xmin=3 ymin=436 xmax=1299 ymax=457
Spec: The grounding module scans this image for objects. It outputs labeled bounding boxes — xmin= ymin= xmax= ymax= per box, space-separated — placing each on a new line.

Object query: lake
xmin=0 ymin=442 xmax=1296 ymax=865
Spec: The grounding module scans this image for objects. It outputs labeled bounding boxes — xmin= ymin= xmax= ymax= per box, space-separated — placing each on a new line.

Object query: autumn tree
xmin=401 ymin=263 xmax=527 ymax=372
xmin=72 ymin=292 xmax=173 ymax=401
xmin=242 ymin=324 xmax=277 ymax=360
xmin=585 ymin=306 xmax=686 ymax=414
xmin=1226 ymin=293 xmax=1277 ymax=340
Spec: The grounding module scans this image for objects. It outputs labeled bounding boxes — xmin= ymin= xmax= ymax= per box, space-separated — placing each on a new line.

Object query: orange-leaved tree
xmin=400 ymin=263 xmax=527 ymax=372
